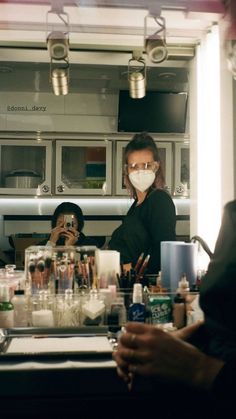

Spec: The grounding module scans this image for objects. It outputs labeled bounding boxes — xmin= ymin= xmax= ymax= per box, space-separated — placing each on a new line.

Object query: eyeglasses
xmin=125 ymin=161 xmax=159 ymax=172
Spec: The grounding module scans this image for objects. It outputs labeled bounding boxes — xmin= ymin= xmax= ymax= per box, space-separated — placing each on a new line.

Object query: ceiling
xmin=0 ymin=0 xmax=225 ymax=93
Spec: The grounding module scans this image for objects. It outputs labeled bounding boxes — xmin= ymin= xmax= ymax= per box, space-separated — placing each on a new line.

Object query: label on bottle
xmin=148 ymin=295 xmax=172 ymax=324
xmin=128 ymin=303 xmax=146 ymax=322
xmin=173 ymin=302 xmax=186 ymax=329
xmin=0 ymin=309 xmax=14 ymax=328
xmin=12 ymin=299 xmax=28 ymax=327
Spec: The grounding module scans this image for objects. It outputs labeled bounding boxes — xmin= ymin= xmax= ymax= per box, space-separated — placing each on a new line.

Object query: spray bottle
xmin=128 ymin=283 xmax=146 ymax=323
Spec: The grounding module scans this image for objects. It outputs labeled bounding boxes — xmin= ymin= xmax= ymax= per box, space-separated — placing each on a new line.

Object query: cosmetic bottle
xmin=178 ymin=273 xmax=190 ymax=297
xmin=0 ymin=285 xmax=14 ymax=328
xmin=11 ymin=288 xmax=28 ymax=327
xmin=172 ymin=293 xmax=186 ymax=329
xmin=128 ymin=283 xmax=146 ymax=323
xmin=178 ymin=273 xmax=192 ymax=311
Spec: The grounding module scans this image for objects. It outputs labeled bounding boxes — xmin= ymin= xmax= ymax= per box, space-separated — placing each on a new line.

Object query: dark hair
xmin=123 ymin=132 xmax=166 ymax=198
xmin=51 ymin=202 xmax=84 ymax=232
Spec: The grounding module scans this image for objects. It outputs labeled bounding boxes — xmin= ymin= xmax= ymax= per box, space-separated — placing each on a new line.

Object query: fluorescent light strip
xmin=196 ymin=24 xmax=221 ymax=258
xmin=0 ymin=197 xmax=189 ymax=216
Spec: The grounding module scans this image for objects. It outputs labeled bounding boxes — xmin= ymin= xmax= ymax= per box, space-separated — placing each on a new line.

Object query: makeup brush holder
xmin=25 ymin=245 xmax=97 ymax=295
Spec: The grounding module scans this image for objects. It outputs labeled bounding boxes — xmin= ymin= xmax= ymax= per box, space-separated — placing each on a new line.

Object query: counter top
xmin=0 ymin=355 xmax=157 ymax=419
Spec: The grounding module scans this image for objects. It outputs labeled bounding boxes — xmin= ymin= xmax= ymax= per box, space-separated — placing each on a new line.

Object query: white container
xmin=32 ymin=309 xmax=54 ymax=327
xmin=11 ymin=289 xmax=28 ymax=327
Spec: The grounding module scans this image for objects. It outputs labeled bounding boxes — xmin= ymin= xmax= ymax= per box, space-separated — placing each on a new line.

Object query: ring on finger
xmin=130 ymin=333 xmax=136 ymax=344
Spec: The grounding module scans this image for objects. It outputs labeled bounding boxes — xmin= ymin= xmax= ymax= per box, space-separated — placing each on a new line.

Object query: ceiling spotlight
xmin=145 ymin=36 xmax=168 ymax=63
xmin=144 ymin=14 xmax=168 ymax=64
xmin=47 ymin=31 xmax=69 ymax=61
xmin=46 ymin=4 xmax=70 ymax=95
xmin=51 ymin=67 xmax=69 ymax=96
xmin=128 ymin=54 xmax=146 ymax=99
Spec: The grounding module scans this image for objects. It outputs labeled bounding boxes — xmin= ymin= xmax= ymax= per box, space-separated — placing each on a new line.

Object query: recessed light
xmin=158 ymin=72 xmax=176 ymax=79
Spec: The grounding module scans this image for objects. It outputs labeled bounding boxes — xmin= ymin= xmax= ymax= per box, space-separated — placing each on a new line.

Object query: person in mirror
xmin=113 ymin=3 xmax=236 ymax=417
xmin=44 ymin=202 xmax=98 ymax=247
xmin=108 ymin=132 xmax=176 ymax=274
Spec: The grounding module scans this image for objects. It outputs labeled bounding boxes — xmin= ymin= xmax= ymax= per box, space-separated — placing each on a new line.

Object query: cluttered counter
xmin=0 ymin=327 xmax=156 ymax=419
xmin=0 ymin=245 xmax=203 ymax=418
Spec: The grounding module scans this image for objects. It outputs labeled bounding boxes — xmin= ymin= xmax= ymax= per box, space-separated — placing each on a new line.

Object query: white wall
xmin=0 ymin=92 xmax=118 ymax=132
xmin=190 ymin=22 xmax=235 ymax=258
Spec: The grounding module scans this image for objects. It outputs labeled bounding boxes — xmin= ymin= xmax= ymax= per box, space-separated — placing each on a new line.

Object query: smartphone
xmin=64 ymin=214 xmax=74 ymax=230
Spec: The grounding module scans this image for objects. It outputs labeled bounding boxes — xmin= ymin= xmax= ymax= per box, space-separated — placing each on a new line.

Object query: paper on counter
xmin=6 ymin=336 xmax=113 ymax=354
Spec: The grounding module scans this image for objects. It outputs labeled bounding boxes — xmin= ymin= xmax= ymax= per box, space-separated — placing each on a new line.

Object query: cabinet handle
xmin=57 ymin=184 xmax=65 ymax=193
xmin=176 ymin=185 xmax=184 ymax=194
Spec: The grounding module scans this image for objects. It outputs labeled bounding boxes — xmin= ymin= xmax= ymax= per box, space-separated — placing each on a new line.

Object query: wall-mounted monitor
xmin=118 ymin=90 xmax=188 ymax=134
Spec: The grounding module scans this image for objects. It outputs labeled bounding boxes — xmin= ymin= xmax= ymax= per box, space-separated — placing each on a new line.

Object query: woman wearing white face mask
xmin=109 ymin=132 xmax=176 ymax=274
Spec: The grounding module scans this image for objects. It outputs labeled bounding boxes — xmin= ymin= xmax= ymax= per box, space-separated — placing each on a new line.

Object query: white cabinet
xmin=0 ymin=139 xmax=52 ymax=195
xmin=174 ymin=142 xmax=190 ymax=197
xmin=0 ymin=136 xmax=189 ymax=198
xmin=0 ymin=137 xmax=113 ymax=196
xmin=55 ymin=139 xmax=112 ymax=195
xmin=115 ymin=140 xmax=173 ymax=195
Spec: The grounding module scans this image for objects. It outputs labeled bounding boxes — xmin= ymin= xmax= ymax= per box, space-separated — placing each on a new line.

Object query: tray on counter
xmin=0 ymin=326 xmax=113 ymax=361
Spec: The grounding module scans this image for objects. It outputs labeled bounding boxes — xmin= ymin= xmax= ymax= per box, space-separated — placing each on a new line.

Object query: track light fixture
xmin=47 ymin=31 xmax=69 ymax=61
xmin=51 ymin=66 xmax=69 ymax=96
xmin=46 ymin=3 xmax=70 ymax=95
xmin=144 ymin=13 xmax=168 ymax=64
xmin=128 ymin=51 xmax=146 ymax=99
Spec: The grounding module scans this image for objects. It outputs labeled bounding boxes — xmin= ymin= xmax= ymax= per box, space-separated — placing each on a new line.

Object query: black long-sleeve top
xmin=197 ymin=200 xmax=236 ymax=416
xmin=109 ymin=189 xmax=176 ymax=274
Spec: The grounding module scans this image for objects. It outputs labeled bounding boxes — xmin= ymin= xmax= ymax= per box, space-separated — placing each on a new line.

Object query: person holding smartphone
xmin=44 ymin=202 xmax=99 ymax=247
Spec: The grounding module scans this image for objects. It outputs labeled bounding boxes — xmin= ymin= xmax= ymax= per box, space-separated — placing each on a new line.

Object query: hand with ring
xmin=113 ymin=321 xmax=222 ymax=390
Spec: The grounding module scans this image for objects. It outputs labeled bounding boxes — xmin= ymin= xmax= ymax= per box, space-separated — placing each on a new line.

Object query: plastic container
xmin=11 ymin=289 xmax=28 ymax=327
xmin=25 ymin=245 xmax=97 ymax=294
xmin=0 ymin=264 xmax=26 ymax=298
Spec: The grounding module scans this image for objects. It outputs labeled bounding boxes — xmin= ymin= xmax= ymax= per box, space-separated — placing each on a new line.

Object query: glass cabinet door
xmin=115 ymin=140 xmax=172 ymax=195
xmin=155 ymin=141 xmax=172 ymax=194
xmin=174 ymin=142 xmax=190 ymax=197
xmin=0 ymin=139 xmax=52 ymax=195
xmin=55 ymin=139 xmax=112 ymax=195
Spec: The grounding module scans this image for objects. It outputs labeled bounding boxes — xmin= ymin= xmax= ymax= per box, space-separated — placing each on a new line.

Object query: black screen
xmin=118 ymin=90 xmax=188 ymax=133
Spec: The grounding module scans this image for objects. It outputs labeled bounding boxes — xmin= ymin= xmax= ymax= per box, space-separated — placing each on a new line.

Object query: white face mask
xmin=129 ymin=170 xmax=155 ymax=192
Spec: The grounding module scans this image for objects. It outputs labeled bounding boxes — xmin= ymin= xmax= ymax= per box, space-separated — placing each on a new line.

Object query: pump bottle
xmin=172 ymin=273 xmax=190 ymax=328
